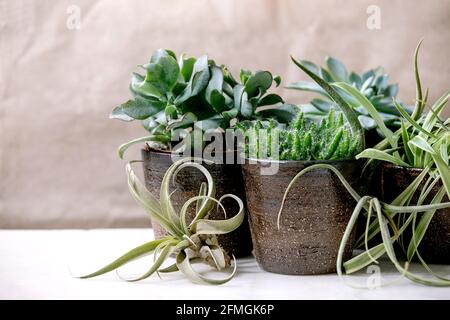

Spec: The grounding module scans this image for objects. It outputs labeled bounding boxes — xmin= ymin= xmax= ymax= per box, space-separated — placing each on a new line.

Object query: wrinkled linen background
xmin=1 ymin=0 xmax=449 ymax=228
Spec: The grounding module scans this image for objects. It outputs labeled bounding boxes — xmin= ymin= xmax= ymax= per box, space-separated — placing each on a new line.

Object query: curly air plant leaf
xmin=277 ymin=164 xmax=450 ymax=287
xmin=79 ymin=158 xmax=244 ymax=285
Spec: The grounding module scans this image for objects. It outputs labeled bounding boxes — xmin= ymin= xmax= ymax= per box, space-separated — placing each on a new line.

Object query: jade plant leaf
xmin=111 ymin=96 xmax=166 ymax=121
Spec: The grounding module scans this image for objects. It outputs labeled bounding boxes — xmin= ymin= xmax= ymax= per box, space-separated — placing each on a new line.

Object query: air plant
xmin=286 ymin=56 xmax=410 ymax=132
xmin=278 ymin=41 xmax=450 ymax=286
xmin=278 ymin=164 xmax=450 ymax=287
xmin=237 ymin=108 xmax=360 ymax=161
xmin=79 ymin=158 xmax=244 ymax=285
xmin=111 ymin=49 xmax=298 ymax=158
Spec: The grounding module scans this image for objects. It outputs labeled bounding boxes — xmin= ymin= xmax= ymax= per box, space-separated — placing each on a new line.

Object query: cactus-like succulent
xmin=237 ymin=109 xmax=360 ymax=161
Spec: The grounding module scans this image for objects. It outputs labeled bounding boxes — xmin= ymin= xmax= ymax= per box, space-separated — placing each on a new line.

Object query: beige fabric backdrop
xmin=1 ymin=0 xmax=449 ymax=228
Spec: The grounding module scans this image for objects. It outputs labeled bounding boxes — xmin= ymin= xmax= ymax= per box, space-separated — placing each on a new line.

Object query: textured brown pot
xmin=380 ymin=163 xmax=450 ymax=264
xmin=241 ymin=159 xmax=361 ymax=275
xmin=141 ymin=147 xmax=253 ymax=258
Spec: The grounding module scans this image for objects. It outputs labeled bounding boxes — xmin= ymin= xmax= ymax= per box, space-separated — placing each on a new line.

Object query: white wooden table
xmin=0 ymin=229 xmax=449 ymax=299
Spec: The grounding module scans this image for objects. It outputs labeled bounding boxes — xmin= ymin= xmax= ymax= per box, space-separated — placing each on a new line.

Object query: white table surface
xmin=0 ymin=229 xmax=449 ymax=300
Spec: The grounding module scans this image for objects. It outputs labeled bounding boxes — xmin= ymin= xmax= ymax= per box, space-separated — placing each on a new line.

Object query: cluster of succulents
xmin=237 ymin=109 xmax=360 ymax=161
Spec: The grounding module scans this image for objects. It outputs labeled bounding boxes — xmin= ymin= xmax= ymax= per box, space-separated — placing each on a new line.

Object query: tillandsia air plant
xmin=286 ymin=56 xmax=411 ymax=133
xmin=236 ymin=108 xmax=360 ymax=161
xmin=280 ymin=41 xmax=450 ymax=286
xmin=79 ymin=158 xmax=245 ymax=285
xmin=110 ymin=48 xmax=298 ymax=158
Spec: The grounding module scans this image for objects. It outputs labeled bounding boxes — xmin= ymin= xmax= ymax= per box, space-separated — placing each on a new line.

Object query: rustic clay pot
xmin=380 ymin=163 xmax=450 ymax=264
xmin=141 ymin=147 xmax=253 ymax=258
xmin=241 ymin=159 xmax=361 ymax=275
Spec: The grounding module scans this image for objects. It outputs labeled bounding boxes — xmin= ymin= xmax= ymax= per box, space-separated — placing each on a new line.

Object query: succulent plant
xmin=111 ymin=49 xmax=298 ymax=157
xmin=286 ymin=56 xmax=412 ymax=132
xmin=237 ymin=109 xmax=360 ymax=161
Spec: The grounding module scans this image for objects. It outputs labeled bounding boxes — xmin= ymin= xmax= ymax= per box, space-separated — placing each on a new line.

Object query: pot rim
xmin=381 ymin=162 xmax=424 ymax=173
xmin=243 ymin=157 xmax=359 ymax=167
xmin=143 ymin=146 xmax=240 ymax=154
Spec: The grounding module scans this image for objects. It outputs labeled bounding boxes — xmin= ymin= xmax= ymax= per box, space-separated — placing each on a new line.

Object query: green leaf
xmin=125 ymin=241 xmax=179 ymax=282
xmin=258 ymin=93 xmax=284 ymax=106
xmin=79 ymin=238 xmax=170 ymax=279
xmin=176 ymin=251 xmax=237 ymax=285
xmin=150 ymin=49 xmax=176 ymax=62
xmin=130 ymin=72 xmax=161 ymax=98
xmin=192 ymin=194 xmax=244 ymax=235
xmin=408 ymin=136 xmax=435 ymax=154
xmin=356 ymin=148 xmax=411 ymax=167
xmin=285 ymin=81 xmax=328 ymax=96
xmin=117 ymin=135 xmax=169 ymax=159
xmin=257 ymin=104 xmax=299 ymax=123
xmin=411 ymin=40 xmax=424 ymax=120
xmin=195 ymin=116 xmax=226 ymax=131
xmin=166 ymin=112 xmax=197 ymax=131
xmin=310 ymin=99 xmax=333 ymax=113
xmin=333 ymin=82 xmax=394 ymax=147
xmin=111 ymin=97 xmax=165 ymax=121
xmin=290 ymin=56 xmax=364 ymax=150
xmin=326 ymin=56 xmax=348 ymax=82
xmin=407 ymin=187 xmax=445 ymax=260
xmin=205 ymin=66 xmax=226 ymax=112
xmin=179 ymin=55 xmax=196 ymax=82
xmin=240 ymin=91 xmax=253 ymax=119
xmin=349 ymin=72 xmax=362 ymax=88
xmin=273 ymin=75 xmax=281 ymax=87
xmin=144 ymin=54 xmax=180 ymax=95
xmin=174 ymin=55 xmax=210 ymax=104
xmin=393 ymin=100 xmax=437 ymax=139
xmin=401 ymin=121 xmax=414 ymax=165
xmin=244 ymin=71 xmax=273 ymax=97
xmin=358 ymin=115 xmax=377 ymax=130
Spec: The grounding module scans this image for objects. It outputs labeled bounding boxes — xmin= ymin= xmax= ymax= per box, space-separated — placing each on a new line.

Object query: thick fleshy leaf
xmin=205 ymin=66 xmax=226 ymax=112
xmin=179 ymin=55 xmax=196 ymax=82
xmin=110 ymin=97 xmax=165 ymax=121
xmin=257 ymin=104 xmax=299 ymax=123
xmin=244 ymin=71 xmax=273 ymax=97
xmin=166 ymin=112 xmax=197 ymax=130
xmin=326 ymin=56 xmax=348 ymax=82
xmin=144 ymin=54 xmax=180 ymax=95
xmin=258 ymin=93 xmax=284 ymax=106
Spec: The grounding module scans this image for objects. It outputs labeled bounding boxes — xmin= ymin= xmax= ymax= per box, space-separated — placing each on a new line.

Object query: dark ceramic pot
xmin=241 ymin=159 xmax=361 ymax=275
xmin=141 ymin=147 xmax=252 ymax=258
xmin=380 ymin=163 xmax=450 ymax=264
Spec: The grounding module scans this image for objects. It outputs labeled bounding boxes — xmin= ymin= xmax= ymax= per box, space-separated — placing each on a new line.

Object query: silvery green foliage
xmin=287 ymin=56 xmax=412 ymax=131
